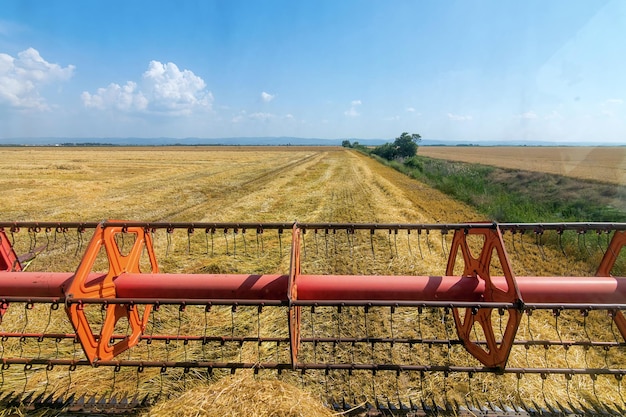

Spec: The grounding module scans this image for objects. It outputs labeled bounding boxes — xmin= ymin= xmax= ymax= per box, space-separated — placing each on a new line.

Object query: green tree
xmin=341 ymin=140 xmax=352 ymax=148
xmin=372 ymin=142 xmax=396 ymax=159
xmin=394 ymin=132 xmax=421 ymax=158
xmin=372 ymin=132 xmax=421 ymax=160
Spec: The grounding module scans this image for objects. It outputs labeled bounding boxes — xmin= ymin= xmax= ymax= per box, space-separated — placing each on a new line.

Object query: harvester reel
xmin=1 ymin=220 xmax=626 ymax=415
xmin=447 ymin=225 xmax=523 ymax=368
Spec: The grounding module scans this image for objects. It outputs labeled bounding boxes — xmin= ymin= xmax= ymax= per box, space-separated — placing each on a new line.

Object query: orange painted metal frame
xmin=288 ymin=224 xmax=301 ymax=368
xmin=596 ymin=230 xmax=626 ymax=341
xmin=446 ymin=225 xmax=523 ymax=369
xmin=63 ymin=223 xmax=158 ymax=363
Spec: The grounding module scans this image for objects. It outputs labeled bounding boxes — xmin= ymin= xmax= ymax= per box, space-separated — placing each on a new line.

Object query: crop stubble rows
xmin=0 ymin=147 xmax=477 ymax=223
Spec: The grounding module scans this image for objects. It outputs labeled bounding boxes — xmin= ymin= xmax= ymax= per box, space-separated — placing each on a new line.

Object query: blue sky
xmin=1 ymin=1 xmax=625 ymax=143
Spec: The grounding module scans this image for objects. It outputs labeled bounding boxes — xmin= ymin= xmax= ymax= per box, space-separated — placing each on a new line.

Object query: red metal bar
xmin=1 ymin=272 xmax=625 ymax=305
xmin=114 ymin=274 xmax=289 ymax=300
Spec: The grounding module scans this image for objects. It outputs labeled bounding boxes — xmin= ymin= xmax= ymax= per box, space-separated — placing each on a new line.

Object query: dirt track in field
xmin=420 ymin=146 xmax=626 ymax=185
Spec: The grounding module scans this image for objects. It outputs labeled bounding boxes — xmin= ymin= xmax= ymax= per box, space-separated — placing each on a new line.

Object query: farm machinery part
xmin=0 ymin=220 xmax=625 ymax=415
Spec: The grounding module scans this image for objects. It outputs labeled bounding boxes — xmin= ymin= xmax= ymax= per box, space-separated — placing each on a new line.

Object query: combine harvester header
xmin=0 ymin=220 xmax=625 ymax=415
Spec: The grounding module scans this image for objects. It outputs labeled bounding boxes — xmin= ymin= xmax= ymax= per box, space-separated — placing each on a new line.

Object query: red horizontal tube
xmin=0 ymin=272 xmax=106 ymax=298
xmin=506 ymin=276 xmax=626 ymax=304
xmin=0 ymin=272 xmax=73 ymax=298
xmin=294 ymin=275 xmax=626 ymax=304
xmin=296 ymin=275 xmax=480 ymax=302
xmin=0 ymin=272 xmax=625 ymax=305
xmin=116 ymin=274 xmax=288 ymax=300
xmin=114 ymin=273 xmax=626 ymax=305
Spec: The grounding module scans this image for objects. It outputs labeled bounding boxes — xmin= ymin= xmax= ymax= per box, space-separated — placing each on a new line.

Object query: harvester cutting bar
xmin=0 ymin=221 xmax=625 ymax=372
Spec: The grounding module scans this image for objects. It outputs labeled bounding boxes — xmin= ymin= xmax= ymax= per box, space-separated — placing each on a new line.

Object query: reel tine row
xmin=0 ymin=221 xmax=626 ymax=412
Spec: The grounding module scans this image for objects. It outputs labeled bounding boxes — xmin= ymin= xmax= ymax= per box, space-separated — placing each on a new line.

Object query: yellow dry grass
xmin=0 ymin=146 xmax=477 ymax=223
xmin=420 ymin=146 xmax=626 ymax=185
xmin=144 ymin=375 xmax=335 ymax=417
xmin=0 ymin=146 xmax=623 ymax=414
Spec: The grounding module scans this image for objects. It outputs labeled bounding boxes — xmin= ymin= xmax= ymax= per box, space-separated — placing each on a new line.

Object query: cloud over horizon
xmin=0 ymin=47 xmax=74 ymax=110
xmin=82 ymin=60 xmax=212 ymax=115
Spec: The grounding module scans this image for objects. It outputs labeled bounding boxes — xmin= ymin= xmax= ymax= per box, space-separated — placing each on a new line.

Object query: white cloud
xmin=261 ymin=91 xmax=275 ymax=102
xmin=231 ymin=111 xmax=246 ymax=123
xmin=229 ymin=111 xmax=297 ymax=125
xmin=0 ymin=47 xmax=74 ymax=110
xmin=604 ymin=98 xmax=623 ymax=105
xmin=447 ymin=113 xmax=472 ymax=121
xmin=249 ymin=112 xmax=274 ymax=121
xmin=383 ymin=115 xmax=400 ymax=121
xmin=344 ymin=108 xmax=359 ymax=117
xmin=344 ymin=99 xmax=361 ymax=117
xmin=81 ymin=81 xmax=148 ymax=111
xmin=82 ymin=60 xmax=212 ymax=115
xmin=518 ymin=111 xmax=538 ymax=119
xmin=231 ymin=110 xmax=279 ymax=123
xmin=406 ymin=107 xmax=422 ymax=117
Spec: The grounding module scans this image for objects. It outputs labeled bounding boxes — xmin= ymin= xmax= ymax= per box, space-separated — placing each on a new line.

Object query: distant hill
xmin=0 ymin=137 xmax=388 ymax=147
xmin=0 ymin=137 xmax=622 ymax=147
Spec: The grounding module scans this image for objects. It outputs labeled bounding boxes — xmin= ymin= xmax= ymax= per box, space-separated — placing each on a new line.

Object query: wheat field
xmin=420 ymin=146 xmax=626 ymax=185
xmin=0 ymin=146 xmax=624 ymax=415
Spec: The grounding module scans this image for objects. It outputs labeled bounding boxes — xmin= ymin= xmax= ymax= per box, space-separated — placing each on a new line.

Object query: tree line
xmin=342 ymin=132 xmax=421 ymax=160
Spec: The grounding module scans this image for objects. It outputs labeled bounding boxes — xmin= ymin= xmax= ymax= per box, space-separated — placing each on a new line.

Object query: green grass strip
xmin=371 ymin=154 xmax=626 ymax=223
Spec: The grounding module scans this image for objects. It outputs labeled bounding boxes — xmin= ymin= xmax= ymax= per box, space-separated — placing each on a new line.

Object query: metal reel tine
xmin=557 ymin=228 xmax=566 ymax=256
xmin=324 ymin=229 xmax=329 ymax=258
xmin=440 ymin=229 xmax=448 ymax=258
xmin=578 ymin=229 xmax=591 ymax=258
xmin=596 ymin=229 xmax=607 ymax=255
xmin=535 ymin=228 xmax=546 ymax=261
xmin=406 ymin=229 xmax=412 ymax=257
xmin=223 ymin=228 xmax=229 ymax=255
xmin=241 ymin=228 xmax=247 ymax=256
xmin=346 ymin=228 xmax=353 ymax=259
xmin=417 ymin=229 xmax=424 ymax=259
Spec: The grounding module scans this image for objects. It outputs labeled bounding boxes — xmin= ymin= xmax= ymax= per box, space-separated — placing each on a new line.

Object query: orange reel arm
xmin=64 ymin=222 xmax=157 ymax=363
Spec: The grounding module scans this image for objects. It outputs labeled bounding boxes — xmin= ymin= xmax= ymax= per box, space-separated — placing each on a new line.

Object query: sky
xmin=1 ymin=0 xmax=625 ymax=143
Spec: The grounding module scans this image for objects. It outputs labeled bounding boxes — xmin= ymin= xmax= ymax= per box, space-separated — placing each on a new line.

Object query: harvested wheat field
xmin=0 ymin=146 xmax=624 ymax=415
xmin=420 ymin=146 xmax=626 ymax=185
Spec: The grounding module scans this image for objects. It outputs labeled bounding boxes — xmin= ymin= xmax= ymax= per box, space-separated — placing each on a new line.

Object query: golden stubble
xmin=420 ymin=146 xmax=626 ymax=185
